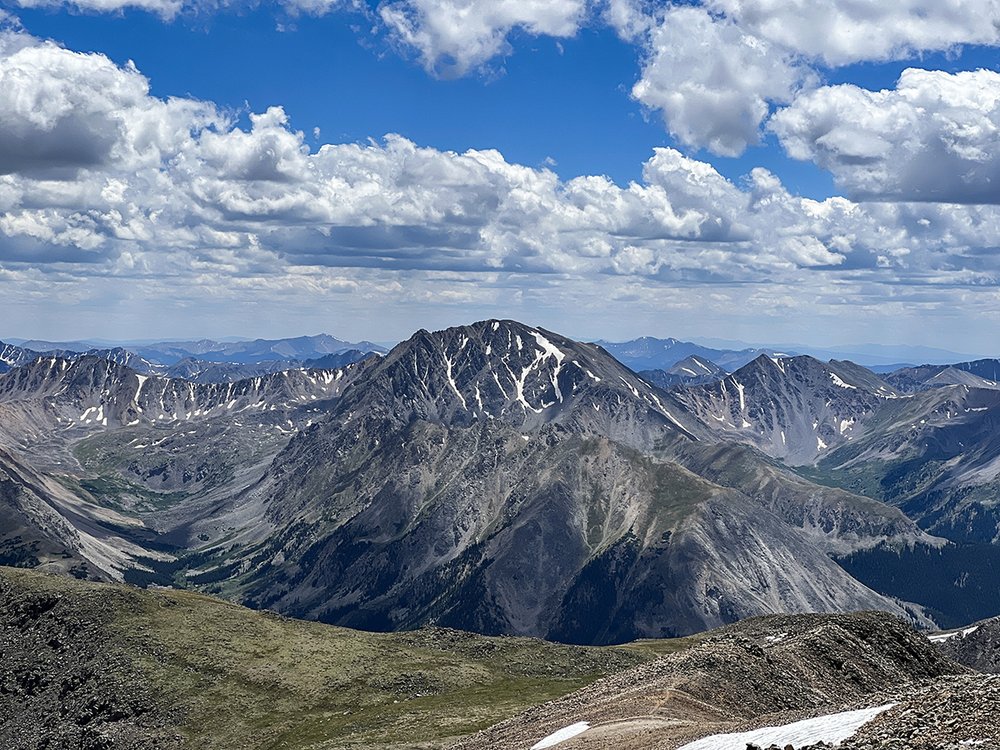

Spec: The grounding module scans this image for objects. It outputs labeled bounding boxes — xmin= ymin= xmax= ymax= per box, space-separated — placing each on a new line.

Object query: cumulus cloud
xmin=5 ymin=28 xmax=1000 ymax=346
xmin=705 ymin=0 xmax=1000 ymax=67
xmin=629 ymin=6 xmax=812 ymax=156
xmin=0 ymin=32 xmax=223 ymax=178
xmin=367 ymin=0 xmax=1000 ymax=156
xmin=378 ymin=0 xmax=587 ymax=76
xmin=771 ymin=68 xmax=1000 ymax=203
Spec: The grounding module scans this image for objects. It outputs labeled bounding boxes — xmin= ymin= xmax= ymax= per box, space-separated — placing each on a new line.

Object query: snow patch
xmin=531 ymin=331 xmax=566 ymax=402
xmin=733 ymin=378 xmax=747 ymax=414
xmin=530 ymin=722 xmax=591 ymax=749
xmin=830 ymin=373 xmax=857 ymax=390
xmin=928 ymin=625 xmax=979 ymax=643
xmin=443 ymin=354 xmax=468 ymax=410
xmin=678 ymin=704 xmax=895 ymax=750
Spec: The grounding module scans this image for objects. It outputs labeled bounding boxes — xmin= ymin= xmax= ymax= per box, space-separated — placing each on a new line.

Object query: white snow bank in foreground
xmin=677 ymin=703 xmax=895 ymax=750
xmin=530 ymin=721 xmax=591 ymax=749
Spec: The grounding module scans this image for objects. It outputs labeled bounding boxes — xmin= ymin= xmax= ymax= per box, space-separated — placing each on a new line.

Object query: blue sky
xmin=3 ymin=1 xmax=1000 ymax=350
xmin=12 ymin=3 xmax=850 ymax=194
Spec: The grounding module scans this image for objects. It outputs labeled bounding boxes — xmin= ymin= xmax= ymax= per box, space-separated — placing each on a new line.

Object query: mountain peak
xmin=327 ymin=319 xmax=701 ymax=442
xmin=675 ymin=353 xmax=901 ymax=464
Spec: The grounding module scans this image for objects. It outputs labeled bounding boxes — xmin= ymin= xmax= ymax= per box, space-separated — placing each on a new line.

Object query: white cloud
xmin=705 ymin=0 xmax=1000 ymax=67
xmin=771 ymin=68 xmax=1000 ymax=203
xmin=4 ymin=28 xmax=1000 ymax=347
xmin=0 ymin=32 xmax=224 ymax=178
xmin=630 ymin=6 xmax=812 ymax=156
xmin=378 ymin=0 xmax=587 ymax=76
xmin=12 ymin=0 xmax=185 ymax=19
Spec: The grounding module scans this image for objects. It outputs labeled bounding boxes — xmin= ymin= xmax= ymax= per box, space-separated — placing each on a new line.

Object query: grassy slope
xmin=0 ymin=567 xmax=691 ymax=750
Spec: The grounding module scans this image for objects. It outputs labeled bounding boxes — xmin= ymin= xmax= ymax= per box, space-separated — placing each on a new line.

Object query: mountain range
xmin=0 ymin=334 xmax=385 ymax=382
xmin=2 ymin=319 xmax=1000 ymax=648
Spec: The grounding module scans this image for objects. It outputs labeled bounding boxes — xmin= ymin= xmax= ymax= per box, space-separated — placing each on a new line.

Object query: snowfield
xmin=530 ymin=721 xmax=591 ymax=749
xmin=677 ymin=704 xmax=895 ymax=750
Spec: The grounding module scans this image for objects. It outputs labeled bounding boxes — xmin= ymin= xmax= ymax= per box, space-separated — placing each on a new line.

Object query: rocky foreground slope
xmin=456 ymin=612 xmax=997 ymax=750
xmin=0 ymin=566 xmax=659 ymax=750
xmin=3 ymin=567 xmax=995 ymax=750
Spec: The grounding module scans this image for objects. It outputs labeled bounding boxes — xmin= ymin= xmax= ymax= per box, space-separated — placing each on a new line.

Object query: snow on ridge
xmin=830 ymin=372 xmax=858 ymax=390
xmin=677 ymin=704 xmax=895 ymax=750
xmin=531 ymin=331 xmax=566 ymax=403
xmin=530 ymin=722 xmax=591 ymax=749
xmin=928 ymin=625 xmax=979 ymax=643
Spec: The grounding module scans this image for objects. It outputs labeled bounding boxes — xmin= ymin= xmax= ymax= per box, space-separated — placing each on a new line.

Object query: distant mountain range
xmin=0 ymin=335 xmax=386 ymax=382
xmin=3 ymin=319 xmax=1000 ymax=647
xmin=594 ymin=336 xmax=791 ymax=372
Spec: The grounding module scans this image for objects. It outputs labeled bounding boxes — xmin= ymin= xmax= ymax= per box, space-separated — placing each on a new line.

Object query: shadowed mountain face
xmin=0 ymin=320 xmax=964 ymax=644
xmin=674 ymin=355 xmax=901 ymax=465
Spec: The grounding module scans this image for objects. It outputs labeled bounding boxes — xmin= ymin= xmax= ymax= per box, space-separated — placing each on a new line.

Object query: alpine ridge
xmin=172 ymin=321 xmax=934 ymax=643
xmin=0 ymin=320 xmax=963 ymax=646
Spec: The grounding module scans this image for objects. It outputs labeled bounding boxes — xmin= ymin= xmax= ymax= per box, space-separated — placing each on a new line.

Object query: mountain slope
xmin=808 ymin=384 xmax=1000 ymax=543
xmin=639 ymin=355 xmax=727 ymax=390
xmin=0 ymin=356 xmax=376 ymax=578
xmin=454 ymin=611 xmax=968 ymax=750
xmin=132 ymin=334 xmax=387 ymax=365
xmin=596 ymin=336 xmax=787 ymax=372
xmin=675 ymin=355 xmax=901 ymax=464
xmin=178 ymin=321 xmax=932 ymax=643
xmin=0 ymin=447 xmax=168 ymax=580
xmin=0 ymin=355 xmax=364 ymax=442
xmin=0 ymin=566 xmax=668 ymax=750
xmin=885 ymin=359 xmax=1000 ymax=393
xmin=0 ymin=321 xmax=949 ymax=644
xmin=0 ymin=341 xmax=38 ymax=373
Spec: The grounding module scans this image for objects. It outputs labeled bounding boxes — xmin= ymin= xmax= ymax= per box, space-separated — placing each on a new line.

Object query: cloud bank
xmin=4 ymin=26 xmax=1000 ymax=346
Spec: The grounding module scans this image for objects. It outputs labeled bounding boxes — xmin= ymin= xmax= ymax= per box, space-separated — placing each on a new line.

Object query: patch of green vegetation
xmin=798 ymin=455 xmax=947 ymax=507
xmin=80 ymin=474 xmax=190 ymax=511
xmin=0 ymin=567 xmax=686 ymax=750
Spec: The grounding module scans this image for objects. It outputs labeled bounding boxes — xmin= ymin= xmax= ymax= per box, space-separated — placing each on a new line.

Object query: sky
xmin=2 ymin=0 xmax=1000 ymax=351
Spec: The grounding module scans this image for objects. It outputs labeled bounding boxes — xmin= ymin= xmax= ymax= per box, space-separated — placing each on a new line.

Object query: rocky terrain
xmin=674 ymin=355 xmax=900 ymax=465
xmin=934 ymin=615 xmax=1000 ymax=673
xmin=453 ymin=611 xmax=981 ymax=750
xmin=0 ymin=566 xmax=669 ymax=750
xmin=4 ymin=568 xmax=994 ymax=750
